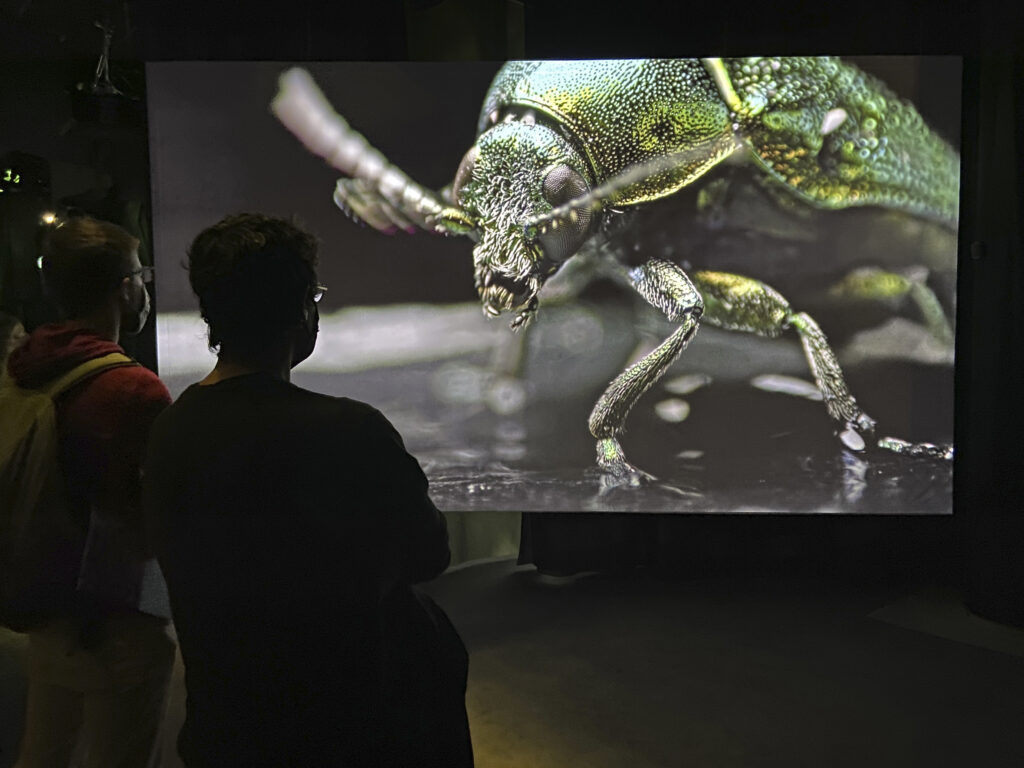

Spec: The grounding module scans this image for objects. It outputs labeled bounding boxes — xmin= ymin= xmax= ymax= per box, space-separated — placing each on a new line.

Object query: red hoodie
xmin=7 ymin=323 xmax=172 ymax=615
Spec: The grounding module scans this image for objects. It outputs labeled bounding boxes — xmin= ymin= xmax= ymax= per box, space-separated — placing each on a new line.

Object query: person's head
xmin=186 ymin=213 xmax=321 ymax=367
xmin=40 ymin=214 xmax=150 ymax=335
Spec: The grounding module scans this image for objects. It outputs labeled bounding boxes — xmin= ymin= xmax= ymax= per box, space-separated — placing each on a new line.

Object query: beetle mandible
xmin=271 ymin=58 xmax=959 ymax=486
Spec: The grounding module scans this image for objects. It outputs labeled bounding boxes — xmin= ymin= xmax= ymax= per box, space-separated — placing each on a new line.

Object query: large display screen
xmin=148 ymin=58 xmax=960 ymax=513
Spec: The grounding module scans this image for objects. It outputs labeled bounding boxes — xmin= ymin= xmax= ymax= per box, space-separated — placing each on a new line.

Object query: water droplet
xmin=495 ymin=419 xmax=527 ymax=442
xmin=655 ymin=398 xmax=691 ymax=423
xmin=821 ymin=108 xmax=847 ymax=135
xmin=839 ymin=428 xmax=866 ymax=451
xmin=487 ymin=377 xmax=527 ymax=415
xmin=750 ymin=374 xmax=823 ymax=400
xmin=664 ymin=373 xmax=713 ymax=395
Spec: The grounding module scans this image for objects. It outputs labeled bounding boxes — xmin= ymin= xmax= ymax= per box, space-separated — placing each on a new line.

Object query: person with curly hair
xmin=142 ymin=213 xmax=473 ymax=767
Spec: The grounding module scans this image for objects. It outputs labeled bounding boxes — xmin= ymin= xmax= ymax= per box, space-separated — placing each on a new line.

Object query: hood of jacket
xmin=5 ymin=323 xmax=126 ymax=389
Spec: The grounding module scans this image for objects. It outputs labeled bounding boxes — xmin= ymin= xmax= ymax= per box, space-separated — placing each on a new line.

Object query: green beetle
xmin=272 ymin=57 xmax=959 ymax=486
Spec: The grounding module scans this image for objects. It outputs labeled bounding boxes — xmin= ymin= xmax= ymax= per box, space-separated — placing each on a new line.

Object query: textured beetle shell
xmin=722 ymin=58 xmax=960 ymax=227
xmin=479 ymin=58 xmax=959 ymax=228
xmin=480 ymin=60 xmax=738 ymax=206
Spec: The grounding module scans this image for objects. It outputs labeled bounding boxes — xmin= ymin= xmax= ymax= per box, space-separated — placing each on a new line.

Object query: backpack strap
xmin=43 ymin=353 xmax=139 ymax=399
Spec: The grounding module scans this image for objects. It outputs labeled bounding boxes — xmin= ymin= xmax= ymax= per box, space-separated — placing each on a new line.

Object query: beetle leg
xmin=827 ymin=266 xmax=954 ymax=347
xmin=589 ymin=258 xmax=704 ymax=484
xmin=786 ymin=311 xmax=879 ymax=442
xmin=692 ymin=270 xmax=951 ymax=458
xmin=693 ymin=270 xmax=877 ymax=445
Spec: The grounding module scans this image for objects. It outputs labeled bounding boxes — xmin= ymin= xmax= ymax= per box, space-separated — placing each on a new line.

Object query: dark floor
xmin=425 ymin=560 xmax=1024 ymax=768
xmin=2 ymin=552 xmax=1022 ymax=768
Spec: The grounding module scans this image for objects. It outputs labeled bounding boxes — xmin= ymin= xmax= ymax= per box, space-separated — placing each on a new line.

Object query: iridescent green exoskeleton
xmin=272 ymin=57 xmax=959 ymax=486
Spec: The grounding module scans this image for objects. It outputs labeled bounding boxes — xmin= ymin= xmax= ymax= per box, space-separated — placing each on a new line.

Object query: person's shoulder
xmin=296 ymin=388 xmax=385 ymax=424
xmin=98 ymin=362 xmax=172 ymax=407
xmin=288 ymin=386 xmax=399 ymax=436
xmin=57 ymin=362 xmax=170 ymax=450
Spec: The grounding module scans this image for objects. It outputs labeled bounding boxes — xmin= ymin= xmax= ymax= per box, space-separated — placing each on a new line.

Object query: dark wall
xmin=0 ymin=57 xmax=157 ymax=370
xmin=955 ymin=53 xmax=1024 ymax=625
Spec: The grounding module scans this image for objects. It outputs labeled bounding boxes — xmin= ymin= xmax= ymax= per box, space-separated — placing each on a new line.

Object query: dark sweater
xmin=142 ymin=372 xmax=457 ymax=766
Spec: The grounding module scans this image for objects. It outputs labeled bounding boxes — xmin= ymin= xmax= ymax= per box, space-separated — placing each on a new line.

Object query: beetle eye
xmin=452 ymin=145 xmax=479 ymax=204
xmin=538 ymin=165 xmax=593 ymax=262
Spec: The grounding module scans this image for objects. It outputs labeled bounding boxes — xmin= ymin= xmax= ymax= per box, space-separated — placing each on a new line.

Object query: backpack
xmin=0 ymin=352 xmax=137 ymax=632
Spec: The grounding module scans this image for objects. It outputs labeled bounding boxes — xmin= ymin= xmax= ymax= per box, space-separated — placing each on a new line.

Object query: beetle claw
xmin=878 ymin=437 xmax=954 ymax=461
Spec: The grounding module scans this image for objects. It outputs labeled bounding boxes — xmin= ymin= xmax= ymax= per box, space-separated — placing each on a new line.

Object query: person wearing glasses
xmin=142 ymin=213 xmax=472 ymax=767
xmin=7 ymin=214 xmax=176 ymax=768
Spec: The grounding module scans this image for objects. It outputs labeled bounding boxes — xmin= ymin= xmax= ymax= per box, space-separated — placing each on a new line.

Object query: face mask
xmin=121 ymin=281 xmax=151 ymax=336
xmin=290 ymin=301 xmax=319 ymax=368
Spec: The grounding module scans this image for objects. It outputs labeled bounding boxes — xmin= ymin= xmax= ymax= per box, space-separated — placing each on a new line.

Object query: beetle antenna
xmin=271 ymin=68 xmax=449 ymax=232
xmin=523 ymin=144 xmax=736 ymax=241
xmin=701 ymin=58 xmax=748 ymax=117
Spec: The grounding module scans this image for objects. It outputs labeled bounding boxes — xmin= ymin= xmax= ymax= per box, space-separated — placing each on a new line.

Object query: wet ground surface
xmin=159 ymin=301 xmax=954 ymax=514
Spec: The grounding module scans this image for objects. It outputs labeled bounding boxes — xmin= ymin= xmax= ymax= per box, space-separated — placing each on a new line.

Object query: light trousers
xmin=14 ymin=612 xmax=176 ymax=768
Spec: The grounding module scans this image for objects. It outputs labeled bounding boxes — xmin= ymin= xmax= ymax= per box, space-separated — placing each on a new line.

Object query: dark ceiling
xmin=0 ymin=0 xmax=409 ymax=61
xmin=1 ymin=0 xmax=1021 ymax=63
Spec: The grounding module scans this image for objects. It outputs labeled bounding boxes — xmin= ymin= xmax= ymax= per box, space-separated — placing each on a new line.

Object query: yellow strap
xmin=42 ymin=353 xmax=137 ymax=398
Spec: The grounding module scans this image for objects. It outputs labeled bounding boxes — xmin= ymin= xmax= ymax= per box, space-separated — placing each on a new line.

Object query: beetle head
xmin=436 ymin=120 xmax=595 ymax=330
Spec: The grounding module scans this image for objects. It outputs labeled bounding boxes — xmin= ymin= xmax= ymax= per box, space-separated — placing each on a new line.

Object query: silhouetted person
xmin=142 ymin=213 xmax=473 ymax=767
xmin=7 ymin=214 xmax=175 ymax=767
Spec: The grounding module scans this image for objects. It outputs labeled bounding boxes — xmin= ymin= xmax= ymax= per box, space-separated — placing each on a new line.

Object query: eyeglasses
xmin=312 ymin=285 xmax=328 ymax=303
xmin=126 ymin=266 xmax=155 ymax=284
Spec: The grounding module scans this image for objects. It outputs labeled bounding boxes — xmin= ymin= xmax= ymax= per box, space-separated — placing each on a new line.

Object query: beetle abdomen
xmin=721 ymin=57 xmax=960 ymax=228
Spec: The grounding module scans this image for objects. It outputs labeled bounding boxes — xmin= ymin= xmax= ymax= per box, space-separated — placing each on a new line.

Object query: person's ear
xmin=299 ymin=296 xmax=318 ymax=328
